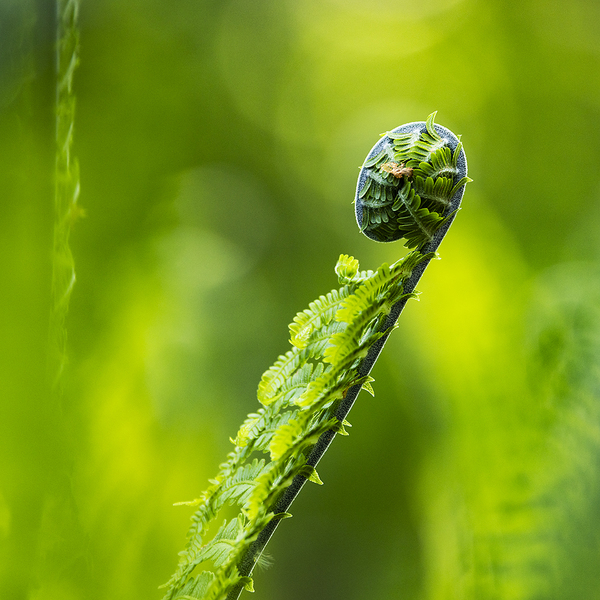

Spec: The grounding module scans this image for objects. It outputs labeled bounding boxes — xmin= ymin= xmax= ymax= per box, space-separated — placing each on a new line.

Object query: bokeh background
xmin=2 ymin=0 xmax=600 ymax=598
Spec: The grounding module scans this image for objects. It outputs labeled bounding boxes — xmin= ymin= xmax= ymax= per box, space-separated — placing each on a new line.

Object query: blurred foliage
xmin=1 ymin=0 xmax=600 ymax=599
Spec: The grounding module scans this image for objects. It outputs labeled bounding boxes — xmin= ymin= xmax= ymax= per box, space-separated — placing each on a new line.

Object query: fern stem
xmin=49 ymin=0 xmax=80 ymax=390
xmin=227 ymin=123 xmax=467 ymax=599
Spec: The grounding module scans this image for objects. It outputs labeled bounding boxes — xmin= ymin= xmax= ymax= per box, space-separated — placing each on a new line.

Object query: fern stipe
xmin=162 ymin=113 xmax=470 ymax=600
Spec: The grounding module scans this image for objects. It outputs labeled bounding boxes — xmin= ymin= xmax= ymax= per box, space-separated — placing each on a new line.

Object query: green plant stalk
xmin=49 ymin=0 xmax=80 ymax=389
xmin=162 ymin=114 xmax=470 ymax=600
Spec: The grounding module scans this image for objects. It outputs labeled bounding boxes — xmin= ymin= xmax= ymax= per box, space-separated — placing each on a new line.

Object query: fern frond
xmin=269 ymin=418 xmax=303 ymax=460
xmin=170 ymin=571 xmax=215 ymax=600
xmin=164 ymin=246 xmax=439 ymax=596
xmin=288 ymin=288 xmax=350 ymax=349
xmin=294 ymin=347 xmax=374 ymax=410
xmin=392 ymin=115 xmax=445 ymax=164
xmin=384 ymin=128 xmax=420 ymax=144
xmin=219 ymin=460 xmax=267 ymax=506
xmin=414 ymin=146 xmax=458 ymax=180
xmin=257 ymin=347 xmax=304 ymax=405
xmin=164 ymin=114 xmax=469 ymax=600
xmin=335 ymin=251 xmax=429 ymax=325
xmin=275 ymin=362 xmax=325 ymax=406
xmin=391 ymin=112 xmax=445 ymax=165
xmin=232 ymin=411 xmax=266 ymax=448
xmin=245 ymin=464 xmax=279 ymax=522
xmin=196 ymin=517 xmax=244 ymax=568
xmin=391 ymin=183 xmax=445 ymax=249
xmin=362 ymin=145 xmax=394 ymax=167
xmin=451 ymin=176 xmax=473 ymax=197
xmin=412 ymin=175 xmax=454 ymax=210
xmin=334 ymin=254 xmax=360 ymax=284
xmin=252 ymin=409 xmax=299 ymax=453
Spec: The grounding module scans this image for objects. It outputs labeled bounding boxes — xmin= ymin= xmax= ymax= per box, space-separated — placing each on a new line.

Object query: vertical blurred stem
xmin=50 ymin=0 xmax=80 ymax=390
xmin=0 ymin=0 xmax=63 ymax=596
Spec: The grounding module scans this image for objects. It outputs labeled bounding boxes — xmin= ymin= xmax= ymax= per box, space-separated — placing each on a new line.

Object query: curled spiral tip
xmin=355 ymin=113 xmax=469 ymax=247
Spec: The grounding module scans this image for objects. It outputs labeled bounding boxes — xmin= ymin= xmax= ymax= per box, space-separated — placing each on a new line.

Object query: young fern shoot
xmin=161 ymin=113 xmax=470 ymax=600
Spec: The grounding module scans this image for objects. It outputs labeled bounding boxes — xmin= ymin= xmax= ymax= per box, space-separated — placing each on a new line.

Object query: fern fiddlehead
xmin=161 ymin=113 xmax=470 ymax=600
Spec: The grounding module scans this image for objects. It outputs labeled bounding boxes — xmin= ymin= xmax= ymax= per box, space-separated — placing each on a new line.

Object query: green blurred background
xmin=2 ymin=0 xmax=600 ymax=598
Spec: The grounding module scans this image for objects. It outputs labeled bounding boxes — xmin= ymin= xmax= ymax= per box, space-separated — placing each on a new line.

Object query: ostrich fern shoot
xmin=161 ymin=113 xmax=470 ymax=600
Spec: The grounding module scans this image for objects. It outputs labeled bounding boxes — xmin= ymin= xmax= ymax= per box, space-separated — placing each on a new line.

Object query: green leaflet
xmin=391 ymin=182 xmax=445 ymax=248
xmin=412 ymin=175 xmax=454 ymax=210
xmin=197 ymin=517 xmax=244 ymax=568
xmin=219 ymin=460 xmax=267 ymax=506
xmin=233 ymin=407 xmax=299 ymax=452
xmin=162 ymin=249 xmax=427 ymax=600
xmin=334 ymin=254 xmax=360 ymax=284
xmin=299 ymin=464 xmax=324 ymax=485
xmin=269 ymin=418 xmax=303 ymax=461
xmin=161 ymin=459 xmax=269 ymax=594
xmin=288 ymin=288 xmax=349 ymax=350
xmin=172 ymin=571 xmax=216 ymax=600
xmin=256 ymin=347 xmax=304 ymax=405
